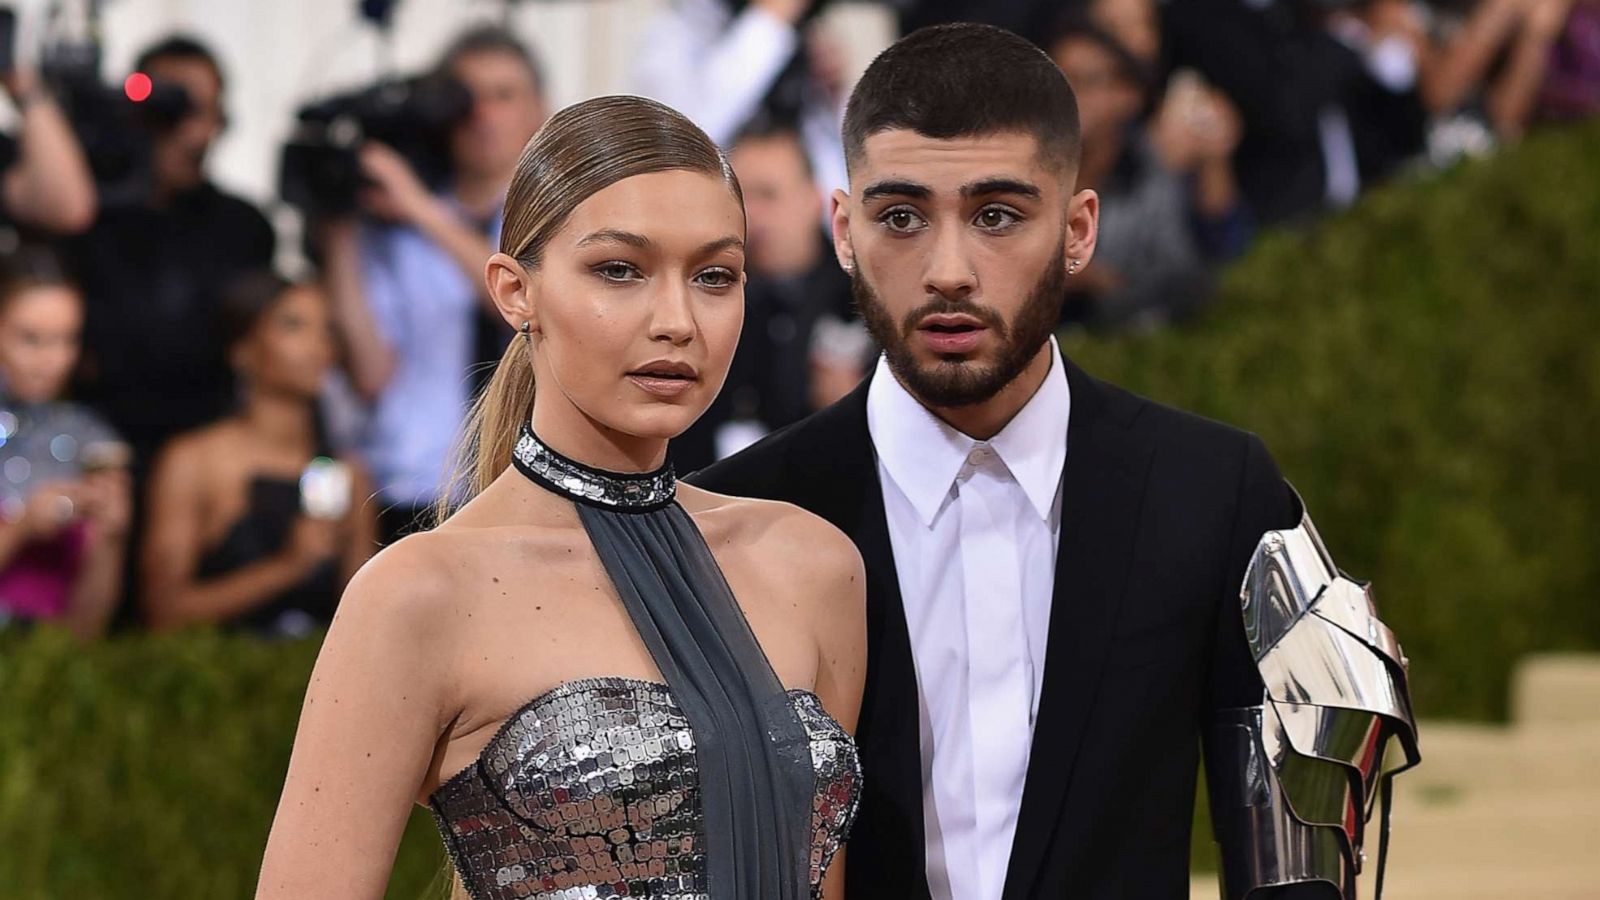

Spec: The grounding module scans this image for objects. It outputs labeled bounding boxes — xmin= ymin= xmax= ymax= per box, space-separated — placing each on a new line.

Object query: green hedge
xmin=1064 ymin=120 xmax=1600 ymax=722
xmin=2 ymin=123 xmax=1596 ymax=897
xmin=0 ymin=627 xmax=447 ymax=899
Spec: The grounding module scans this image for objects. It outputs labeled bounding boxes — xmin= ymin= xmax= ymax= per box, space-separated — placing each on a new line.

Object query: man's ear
xmin=830 ymin=188 xmax=855 ymax=275
xmin=1064 ymin=188 xmax=1100 ymax=273
xmin=485 ymin=252 xmax=538 ymax=333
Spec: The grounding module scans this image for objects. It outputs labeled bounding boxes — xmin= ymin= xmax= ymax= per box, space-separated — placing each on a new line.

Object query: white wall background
xmin=6 ymin=0 xmax=893 ymax=223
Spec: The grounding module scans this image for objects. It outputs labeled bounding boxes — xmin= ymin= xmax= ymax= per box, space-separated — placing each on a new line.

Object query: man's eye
xmin=880 ymin=208 xmax=925 ymax=232
xmin=976 ymin=207 xmax=1020 ymax=230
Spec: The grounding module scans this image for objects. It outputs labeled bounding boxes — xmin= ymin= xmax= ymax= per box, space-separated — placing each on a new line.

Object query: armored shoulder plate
xmin=1207 ymin=490 xmax=1420 ymax=899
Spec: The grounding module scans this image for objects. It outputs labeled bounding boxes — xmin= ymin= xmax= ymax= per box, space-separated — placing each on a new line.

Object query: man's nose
xmin=923 ymin=225 xmax=976 ymax=301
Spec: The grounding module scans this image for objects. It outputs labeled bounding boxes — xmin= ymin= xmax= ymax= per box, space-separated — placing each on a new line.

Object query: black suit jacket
xmin=689 ymin=352 xmax=1310 ymax=899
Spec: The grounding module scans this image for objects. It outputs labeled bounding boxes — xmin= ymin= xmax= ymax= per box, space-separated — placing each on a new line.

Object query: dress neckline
xmin=510 ymin=424 xmax=677 ymax=512
xmin=430 ymin=676 xmax=837 ymax=798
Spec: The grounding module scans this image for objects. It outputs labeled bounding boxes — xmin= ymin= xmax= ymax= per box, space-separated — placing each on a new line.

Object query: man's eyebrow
xmin=960 ymin=178 xmax=1042 ymax=200
xmin=695 ymin=236 xmax=745 ymax=257
xmin=576 ymin=229 xmax=651 ymax=249
xmin=860 ymin=180 xmax=932 ymax=203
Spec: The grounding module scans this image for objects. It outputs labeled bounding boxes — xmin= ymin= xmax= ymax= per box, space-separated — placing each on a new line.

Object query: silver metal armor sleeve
xmin=1208 ymin=489 xmax=1420 ymax=899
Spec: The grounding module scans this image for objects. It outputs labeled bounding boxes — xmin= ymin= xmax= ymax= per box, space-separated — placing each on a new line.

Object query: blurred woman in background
xmin=141 ymin=272 xmax=376 ymax=638
xmin=0 ymin=246 xmax=130 ymax=640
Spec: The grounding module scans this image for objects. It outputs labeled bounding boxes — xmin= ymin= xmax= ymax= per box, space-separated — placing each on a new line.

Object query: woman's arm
xmin=60 ymin=468 xmax=133 ymax=640
xmin=256 ymin=539 xmax=461 ymax=899
xmin=140 ymin=437 xmax=334 ymax=630
xmin=339 ymin=461 xmax=381 ymax=589
xmin=799 ymin=514 xmax=866 ymax=900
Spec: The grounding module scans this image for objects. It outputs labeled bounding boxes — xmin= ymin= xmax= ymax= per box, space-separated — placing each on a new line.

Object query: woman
xmin=141 ymin=272 xmax=377 ymax=637
xmin=255 ymin=96 xmax=866 ymax=900
xmin=0 ymin=246 xmax=130 ymax=640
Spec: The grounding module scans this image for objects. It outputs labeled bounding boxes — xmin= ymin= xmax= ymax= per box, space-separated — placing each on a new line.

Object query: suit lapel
xmin=788 ymin=377 xmax=931 ymax=898
xmin=1001 ymin=356 xmax=1155 ymax=900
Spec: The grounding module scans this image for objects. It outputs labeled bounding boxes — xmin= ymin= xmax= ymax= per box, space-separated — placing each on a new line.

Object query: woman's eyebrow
xmin=696 ymin=236 xmax=745 ymax=257
xmin=576 ymin=228 xmax=651 ymax=249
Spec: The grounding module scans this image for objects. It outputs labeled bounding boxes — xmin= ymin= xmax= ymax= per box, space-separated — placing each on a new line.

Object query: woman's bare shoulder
xmin=680 ymin=486 xmax=864 ymax=606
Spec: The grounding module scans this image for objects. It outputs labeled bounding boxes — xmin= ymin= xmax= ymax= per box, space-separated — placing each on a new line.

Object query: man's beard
xmin=851 ymin=245 xmax=1068 ymax=407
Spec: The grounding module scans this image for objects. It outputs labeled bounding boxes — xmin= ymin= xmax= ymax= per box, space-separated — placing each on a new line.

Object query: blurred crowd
xmin=0 ymin=0 xmax=1594 ymax=640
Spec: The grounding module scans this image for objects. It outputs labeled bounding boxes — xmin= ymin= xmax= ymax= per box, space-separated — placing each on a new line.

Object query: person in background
xmin=141 ymin=273 xmax=376 ymax=639
xmin=1162 ymin=0 xmax=1427 ymax=225
xmin=320 ymin=27 xmax=546 ymax=545
xmin=0 ymin=60 xmax=97 ymax=235
xmin=1049 ymin=17 xmax=1249 ymax=329
xmin=0 ymin=246 xmax=129 ymax=640
xmin=1356 ymin=0 xmax=1584 ymax=162
xmin=64 ymin=35 xmax=275 ymax=467
xmin=674 ymin=117 xmax=868 ymax=471
xmin=633 ymin=0 xmax=852 ymax=197
xmin=1536 ymin=0 xmax=1600 ymax=123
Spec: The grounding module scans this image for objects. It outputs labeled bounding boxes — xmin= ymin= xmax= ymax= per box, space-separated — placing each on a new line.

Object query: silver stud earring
xmin=1068 ymin=258 xmax=1082 ymax=275
xmin=519 ymin=320 xmax=532 ymax=341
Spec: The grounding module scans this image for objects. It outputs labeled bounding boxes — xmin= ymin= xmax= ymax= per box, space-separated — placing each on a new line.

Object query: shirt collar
xmin=867 ymin=336 xmax=1071 ymax=526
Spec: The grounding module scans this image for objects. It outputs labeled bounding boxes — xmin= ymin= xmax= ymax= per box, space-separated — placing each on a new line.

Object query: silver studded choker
xmin=510 ymin=425 xmax=677 ymax=512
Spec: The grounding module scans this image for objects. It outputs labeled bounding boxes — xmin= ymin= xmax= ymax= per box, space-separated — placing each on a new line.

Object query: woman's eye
xmin=695 ymin=268 xmax=737 ymax=289
xmin=596 ymin=261 xmax=641 ymax=282
xmin=975 ymin=207 xmax=1020 ymax=230
xmin=880 ymin=208 xmax=926 ymax=233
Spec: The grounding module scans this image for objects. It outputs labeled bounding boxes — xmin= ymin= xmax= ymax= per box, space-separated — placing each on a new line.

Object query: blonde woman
xmin=256 ymin=95 xmax=865 ymax=900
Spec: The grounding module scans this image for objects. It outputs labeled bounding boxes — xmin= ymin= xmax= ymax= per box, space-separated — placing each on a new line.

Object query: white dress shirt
xmin=866 ymin=340 xmax=1071 ymax=900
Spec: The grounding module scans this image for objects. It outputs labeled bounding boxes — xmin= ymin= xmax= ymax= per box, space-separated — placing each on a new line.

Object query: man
xmin=65 ymin=35 xmax=275 ymax=467
xmin=692 ymin=23 xmax=1416 ymax=900
xmin=672 ymin=117 xmax=868 ymax=471
xmin=319 ymin=27 xmax=546 ymax=543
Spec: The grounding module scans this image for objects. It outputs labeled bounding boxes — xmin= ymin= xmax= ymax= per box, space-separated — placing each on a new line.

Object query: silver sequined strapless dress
xmin=428 ymin=427 xmax=862 ymax=900
xmin=429 ymin=678 xmax=860 ymax=900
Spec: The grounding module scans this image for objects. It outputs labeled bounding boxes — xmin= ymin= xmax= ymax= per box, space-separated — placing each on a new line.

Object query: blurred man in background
xmin=319 ymin=27 xmax=546 ymax=545
xmin=64 ymin=34 xmax=274 ymax=471
xmin=1048 ymin=15 xmax=1250 ymax=330
xmin=674 ymin=117 xmax=868 ymax=472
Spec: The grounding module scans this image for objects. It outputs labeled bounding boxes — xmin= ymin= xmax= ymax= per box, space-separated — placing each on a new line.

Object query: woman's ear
xmin=485 ymin=252 xmax=538 ymax=333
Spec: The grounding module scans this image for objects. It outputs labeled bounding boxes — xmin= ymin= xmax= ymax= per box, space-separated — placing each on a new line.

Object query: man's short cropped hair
xmin=135 ymin=34 xmax=225 ymax=89
xmin=436 ymin=25 xmax=545 ymax=95
xmin=842 ymin=22 xmax=1082 ymax=174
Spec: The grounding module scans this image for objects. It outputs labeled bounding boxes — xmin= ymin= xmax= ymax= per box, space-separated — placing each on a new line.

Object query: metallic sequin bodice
xmin=430 ymin=677 xmax=861 ymax=900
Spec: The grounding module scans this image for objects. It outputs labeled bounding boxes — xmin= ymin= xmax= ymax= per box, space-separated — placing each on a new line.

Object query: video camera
xmin=1 ymin=3 xmax=195 ymax=207
xmin=279 ymin=72 xmax=471 ymax=219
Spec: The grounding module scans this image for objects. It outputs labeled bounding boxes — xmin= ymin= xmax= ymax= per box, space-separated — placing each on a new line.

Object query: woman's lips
xmin=626 ymin=374 xmax=698 ymax=397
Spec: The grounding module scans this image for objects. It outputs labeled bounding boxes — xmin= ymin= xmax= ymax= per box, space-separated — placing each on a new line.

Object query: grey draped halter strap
xmin=510 ymin=425 xmax=816 ymax=900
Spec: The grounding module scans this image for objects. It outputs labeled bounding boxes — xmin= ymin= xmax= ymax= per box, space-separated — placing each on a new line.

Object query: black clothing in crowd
xmin=66 ymin=182 xmax=275 ymax=464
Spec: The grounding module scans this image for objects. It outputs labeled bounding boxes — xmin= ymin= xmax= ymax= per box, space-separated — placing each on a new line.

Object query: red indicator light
xmin=124 ymin=72 xmax=153 ymax=102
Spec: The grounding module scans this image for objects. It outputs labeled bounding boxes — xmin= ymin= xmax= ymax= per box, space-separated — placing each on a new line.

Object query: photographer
xmin=1 ymin=62 xmax=96 ymax=235
xmin=0 ymin=245 xmax=129 ymax=641
xmin=318 ymin=27 xmax=546 ymax=545
xmin=140 ymin=272 xmax=375 ymax=638
xmin=63 ymin=35 xmax=275 ymax=469
xmin=633 ymin=0 xmax=850 ymax=194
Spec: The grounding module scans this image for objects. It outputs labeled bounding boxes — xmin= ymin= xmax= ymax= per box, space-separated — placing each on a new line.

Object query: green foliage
xmin=0 ymin=627 xmax=445 ymax=899
xmin=2 ymin=123 xmax=1595 ymax=896
xmin=1066 ymin=122 xmax=1600 ymax=721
